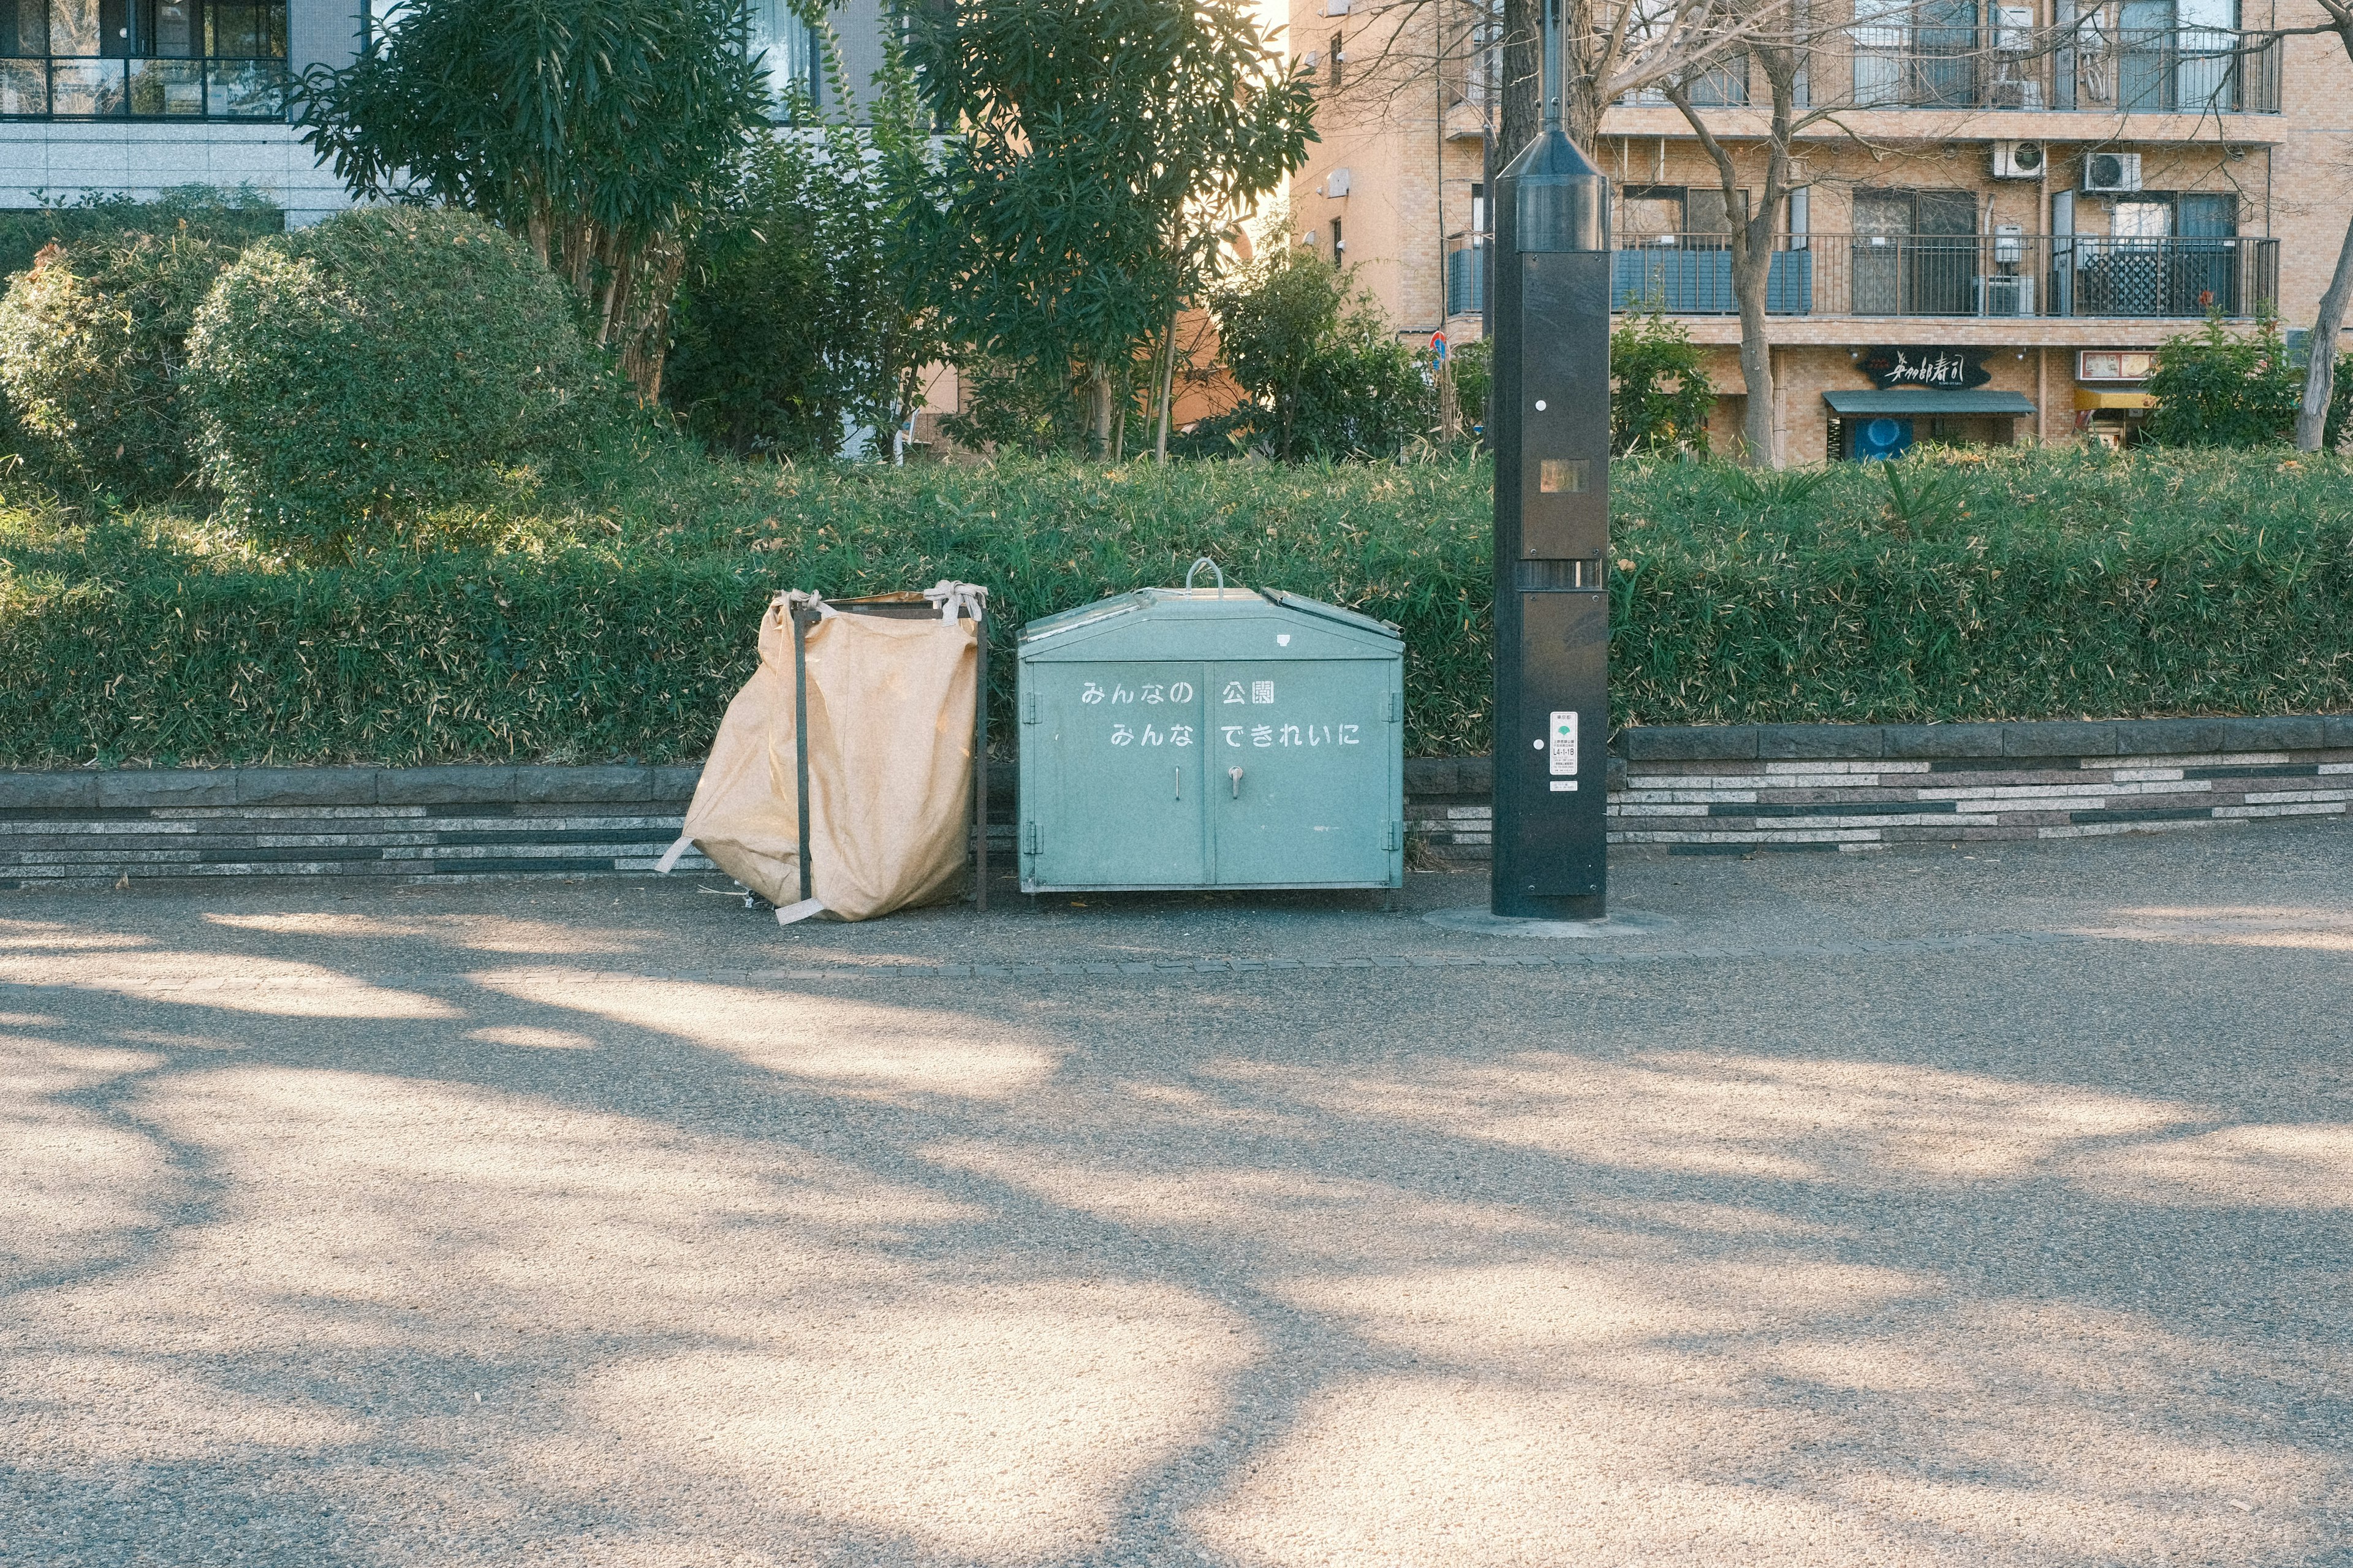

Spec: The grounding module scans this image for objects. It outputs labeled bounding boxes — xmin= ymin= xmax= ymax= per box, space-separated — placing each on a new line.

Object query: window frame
xmin=0 ymin=0 xmax=289 ymax=119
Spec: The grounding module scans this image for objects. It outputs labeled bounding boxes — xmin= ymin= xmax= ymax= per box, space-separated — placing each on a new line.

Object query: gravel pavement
xmin=2 ymin=826 xmax=2350 ymax=1567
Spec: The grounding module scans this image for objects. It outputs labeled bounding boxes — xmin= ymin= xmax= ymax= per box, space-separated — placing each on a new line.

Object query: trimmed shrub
xmin=0 ymin=230 xmax=240 ymax=498
xmin=183 ymin=206 xmax=603 ymax=553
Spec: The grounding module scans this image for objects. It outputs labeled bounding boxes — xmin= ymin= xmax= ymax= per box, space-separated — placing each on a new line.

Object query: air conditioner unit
xmin=1992 ymin=140 xmax=2046 ymax=179
xmin=1976 ymin=275 xmax=2036 ymax=317
xmin=1323 ymin=0 xmax=1350 ymax=13
xmin=1326 ymin=167 xmax=1352 ymax=198
xmin=2083 ymin=152 xmax=2143 ymax=193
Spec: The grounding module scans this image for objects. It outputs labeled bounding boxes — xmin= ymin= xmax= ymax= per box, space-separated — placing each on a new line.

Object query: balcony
xmin=1613 ymin=233 xmax=2278 ymax=320
xmin=1446 ymin=234 xmax=1488 ymax=317
xmin=1617 ymin=28 xmax=2281 ymax=115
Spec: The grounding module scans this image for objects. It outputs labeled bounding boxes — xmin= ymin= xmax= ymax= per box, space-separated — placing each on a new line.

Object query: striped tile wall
xmin=9 ymin=714 xmax=2349 ymax=882
xmin=1607 ymin=750 xmax=2353 ymax=855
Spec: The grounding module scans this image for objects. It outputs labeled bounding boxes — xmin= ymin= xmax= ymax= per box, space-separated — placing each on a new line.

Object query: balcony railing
xmin=1613 ymin=233 xmax=2278 ymax=319
xmin=1616 ymin=28 xmax=2280 ymax=114
xmin=1446 ymin=234 xmax=1488 ymax=317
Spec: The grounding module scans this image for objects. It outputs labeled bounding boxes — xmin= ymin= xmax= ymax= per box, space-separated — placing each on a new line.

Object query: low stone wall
xmin=1416 ymin=714 xmax=2353 ymax=860
xmin=7 ymin=713 xmax=2349 ymax=885
xmin=0 ymin=766 xmax=711 ymax=888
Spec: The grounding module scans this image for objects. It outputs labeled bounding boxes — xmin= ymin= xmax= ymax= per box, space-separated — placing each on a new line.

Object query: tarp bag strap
xmin=923 ymin=580 xmax=988 ymax=621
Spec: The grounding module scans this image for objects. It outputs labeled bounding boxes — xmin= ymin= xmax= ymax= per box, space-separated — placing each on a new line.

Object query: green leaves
xmin=1609 ymin=305 xmax=1715 ymax=458
xmin=1205 ymin=240 xmax=1433 ymax=461
xmin=292 ymin=0 xmax=770 ymax=393
xmin=182 ymin=209 xmax=613 ymax=556
xmin=910 ymin=0 xmax=1316 ymax=446
xmin=4 ymin=447 xmax=2351 ymax=767
xmin=2143 ymin=307 xmax=2320 ymax=449
xmin=667 ymin=36 xmax=949 ymax=460
xmin=0 ymin=229 xmax=240 ymax=500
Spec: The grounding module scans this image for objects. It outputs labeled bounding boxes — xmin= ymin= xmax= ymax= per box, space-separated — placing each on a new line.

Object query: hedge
xmin=0 ymin=187 xmax=284 ymax=281
xmin=2 ymin=445 xmax=2351 ymax=767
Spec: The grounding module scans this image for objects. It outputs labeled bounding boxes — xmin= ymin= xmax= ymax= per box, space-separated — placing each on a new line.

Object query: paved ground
xmin=2 ymin=825 xmax=2350 ymax=1567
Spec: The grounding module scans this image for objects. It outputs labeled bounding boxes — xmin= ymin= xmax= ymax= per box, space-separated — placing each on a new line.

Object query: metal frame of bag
xmin=786 ymin=586 xmax=991 ymax=913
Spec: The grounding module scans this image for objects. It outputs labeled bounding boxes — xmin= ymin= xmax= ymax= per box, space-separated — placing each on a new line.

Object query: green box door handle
xmin=1229 ymin=766 xmax=1244 ymax=799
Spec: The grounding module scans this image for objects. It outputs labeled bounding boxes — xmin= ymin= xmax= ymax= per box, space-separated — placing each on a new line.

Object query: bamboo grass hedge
xmin=3 ymin=445 xmax=2351 ymax=767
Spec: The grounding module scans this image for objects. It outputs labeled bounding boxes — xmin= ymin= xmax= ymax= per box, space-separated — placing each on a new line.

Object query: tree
xmin=1658 ymin=2 xmax=2069 ymax=465
xmin=1610 ymin=302 xmax=1715 ymax=453
xmin=2145 ymin=309 xmax=2301 ymax=448
xmin=667 ymin=37 xmax=948 ymax=460
xmin=910 ymin=0 xmax=1317 ymax=456
xmin=2287 ymin=1 xmax=2353 ymax=449
xmin=1657 ymin=4 xmax=1817 ymax=468
xmin=1450 ymin=0 xmax=1779 ymax=165
xmin=1207 ymin=236 xmax=1432 ymax=460
xmin=293 ymin=0 xmax=770 ymax=400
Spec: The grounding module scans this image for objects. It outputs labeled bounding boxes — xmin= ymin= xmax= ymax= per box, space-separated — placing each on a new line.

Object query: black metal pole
xmin=1490 ymin=0 xmax=1611 ymax=919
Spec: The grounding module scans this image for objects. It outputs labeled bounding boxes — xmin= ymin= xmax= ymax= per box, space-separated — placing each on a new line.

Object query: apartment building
xmin=0 ymin=0 xmax=878 ymax=221
xmin=1290 ymin=0 xmax=2353 ymax=459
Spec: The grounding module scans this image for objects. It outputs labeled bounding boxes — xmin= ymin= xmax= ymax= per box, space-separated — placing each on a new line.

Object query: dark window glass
xmin=1 ymin=0 xmax=287 ymax=116
xmin=0 ymin=0 xmax=47 ymax=55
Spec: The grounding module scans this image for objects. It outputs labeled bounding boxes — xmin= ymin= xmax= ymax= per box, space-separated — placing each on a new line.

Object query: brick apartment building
xmin=1289 ymin=0 xmax=2353 ymax=459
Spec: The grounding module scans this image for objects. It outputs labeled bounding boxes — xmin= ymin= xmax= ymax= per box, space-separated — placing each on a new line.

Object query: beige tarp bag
xmin=657 ymin=584 xmax=983 ymax=925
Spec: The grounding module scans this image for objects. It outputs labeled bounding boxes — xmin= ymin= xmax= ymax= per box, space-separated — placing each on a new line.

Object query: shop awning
xmin=2075 ymin=390 xmax=2159 ymax=411
xmin=1822 ymin=390 xmax=2038 ymax=417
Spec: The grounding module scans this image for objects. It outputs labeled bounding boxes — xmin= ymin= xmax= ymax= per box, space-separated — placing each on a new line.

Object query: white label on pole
xmin=1548 ymin=711 xmax=1578 ymax=776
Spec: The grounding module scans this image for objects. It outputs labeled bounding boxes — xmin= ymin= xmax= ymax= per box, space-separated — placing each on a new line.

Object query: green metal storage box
xmin=1017 ymin=580 xmax=1404 ymax=892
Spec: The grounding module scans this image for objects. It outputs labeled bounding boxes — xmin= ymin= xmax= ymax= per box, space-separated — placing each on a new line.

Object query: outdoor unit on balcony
xmin=1992 ymin=140 xmax=2045 ymax=179
xmin=2082 ymin=152 xmax=2143 ymax=193
xmin=1977 ymin=275 xmax=2036 ymax=317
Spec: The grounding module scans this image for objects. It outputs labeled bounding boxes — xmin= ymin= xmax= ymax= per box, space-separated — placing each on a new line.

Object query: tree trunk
xmin=1733 ymin=244 xmax=1777 ymax=466
xmin=2296 ymin=209 xmax=2353 ymax=452
xmin=1090 ymin=369 xmax=1115 ymax=457
xmin=1669 ymin=51 xmax=1800 ymax=468
xmin=1563 ymin=77 xmax=1603 ymax=156
xmin=1154 ymin=309 xmax=1180 ymax=463
xmin=1499 ymin=0 xmax=1540 ymax=165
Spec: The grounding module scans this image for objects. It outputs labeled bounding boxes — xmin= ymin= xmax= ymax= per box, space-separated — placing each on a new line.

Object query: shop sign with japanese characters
xmin=1858 ymin=347 xmax=1992 ymax=390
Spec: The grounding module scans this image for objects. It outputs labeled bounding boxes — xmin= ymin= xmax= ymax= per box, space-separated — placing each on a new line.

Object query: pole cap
xmin=1499 ymin=129 xmax=1609 ymax=254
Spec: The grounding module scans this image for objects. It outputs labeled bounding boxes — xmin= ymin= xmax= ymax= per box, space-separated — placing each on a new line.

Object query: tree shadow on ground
xmin=1 ymin=893 xmax=2349 ymax=1566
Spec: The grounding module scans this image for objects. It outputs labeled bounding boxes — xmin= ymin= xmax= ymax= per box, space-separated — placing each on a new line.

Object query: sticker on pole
xmin=1548 ymin=711 xmax=1578 ymax=776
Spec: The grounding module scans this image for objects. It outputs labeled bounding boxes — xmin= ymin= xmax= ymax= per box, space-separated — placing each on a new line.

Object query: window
xmin=1618 ymin=186 xmax=1748 ymax=247
xmin=0 ymin=0 xmax=287 ymax=117
xmin=1327 ymin=30 xmax=1342 ymax=90
xmin=746 ymin=0 xmax=820 ymax=118
xmin=1852 ymin=0 xmax=1978 ymax=108
xmin=2120 ymin=0 xmax=2240 ymax=112
xmin=1851 ymin=188 xmax=1978 ymax=316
